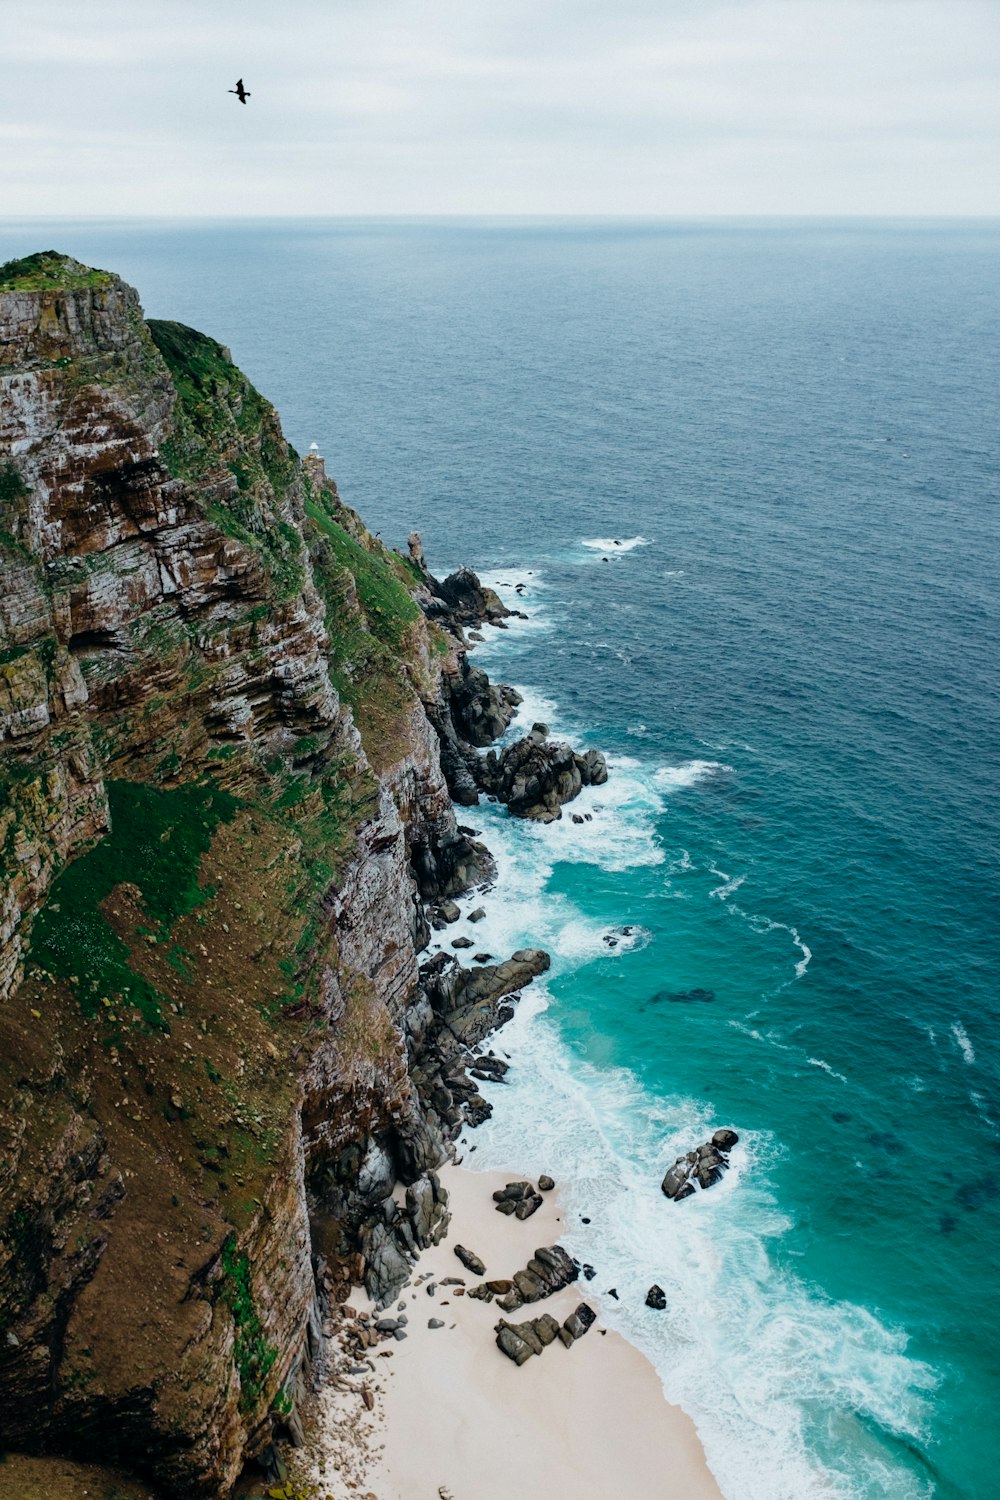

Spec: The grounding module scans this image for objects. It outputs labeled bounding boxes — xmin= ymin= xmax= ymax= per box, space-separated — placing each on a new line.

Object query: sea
xmin=4 ymin=217 xmax=998 ymax=1499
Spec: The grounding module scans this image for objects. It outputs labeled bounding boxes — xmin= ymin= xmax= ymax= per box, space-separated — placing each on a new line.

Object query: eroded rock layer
xmin=0 ymin=252 xmax=538 ymax=1498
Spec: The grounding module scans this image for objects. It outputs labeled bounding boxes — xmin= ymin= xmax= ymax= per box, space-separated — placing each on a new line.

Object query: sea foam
xmin=580 ymin=534 xmax=651 ymax=553
xmin=445 ymin=593 xmax=934 ymax=1497
xmin=465 ymin=993 xmax=936 ymax=1500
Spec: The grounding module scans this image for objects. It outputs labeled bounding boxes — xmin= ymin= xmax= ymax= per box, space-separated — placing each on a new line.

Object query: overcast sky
xmin=3 ymin=0 xmax=999 ymax=216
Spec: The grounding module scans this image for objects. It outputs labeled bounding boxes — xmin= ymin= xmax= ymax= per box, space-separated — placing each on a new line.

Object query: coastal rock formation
xmin=471 ymin=1243 xmax=579 ymax=1313
xmin=0 ymin=252 xmax=539 ymax=1498
xmin=661 ymin=1129 xmax=740 ymax=1200
xmin=495 ymin=1301 xmax=596 ymax=1364
xmin=477 ymin=722 xmax=608 ymax=822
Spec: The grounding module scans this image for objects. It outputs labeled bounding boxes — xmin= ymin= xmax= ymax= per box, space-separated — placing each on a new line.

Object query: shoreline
xmin=298 ymin=589 xmax=723 ymax=1499
xmin=300 ymin=1161 xmax=724 ymax=1500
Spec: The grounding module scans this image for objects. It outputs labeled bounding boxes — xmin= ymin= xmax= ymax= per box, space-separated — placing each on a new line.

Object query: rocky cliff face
xmin=0 ymin=254 xmax=528 ymax=1497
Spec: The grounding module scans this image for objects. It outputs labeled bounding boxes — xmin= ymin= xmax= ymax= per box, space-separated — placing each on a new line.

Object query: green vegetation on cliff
xmin=28 ymin=780 xmax=238 ymax=1031
xmin=0 ymin=251 xmax=114 ymax=294
xmin=218 ymin=1236 xmax=278 ymax=1412
xmin=149 ymin=319 xmax=304 ymax=600
xmin=305 ymin=487 xmax=425 ymax=769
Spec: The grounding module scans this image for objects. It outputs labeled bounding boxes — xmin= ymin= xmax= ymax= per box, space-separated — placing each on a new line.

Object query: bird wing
xmin=236 ymin=78 xmax=243 ymax=89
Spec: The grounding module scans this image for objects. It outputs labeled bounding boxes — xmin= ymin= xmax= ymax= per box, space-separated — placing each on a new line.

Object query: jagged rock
xmin=405 ymin=1173 xmax=450 ymax=1249
xmin=513 ymin=1270 xmax=544 ymax=1300
xmin=496 ymin=1324 xmax=533 ymax=1366
xmin=661 ymin=1129 xmax=739 ymax=1200
xmin=499 ymin=1245 xmax=578 ymax=1307
xmin=562 ymin=1304 xmax=597 ymax=1342
xmin=515 ymin=1193 xmax=543 ymax=1220
xmin=454 ymin=1244 xmax=486 ymax=1276
xmin=464 ymin=1094 xmax=493 ymax=1127
xmin=645 ymin=1285 xmax=667 ymax=1310
xmin=495 ymin=1312 xmax=565 ymax=1364
xmin=493 ymin=1181 xmax=533 ymax=1204
xmin=534 ymin=1312 xmax=561 ymax=1346
xmin=475 ymin=726 xmax=608 ymax=822
xmin=433 ymin=568 xmax=512 ymax=630
xmin=472 ymin=1055 xmax=508 ymax=1079
xmin=357 ymin=1139 xmax=395 ymax=1203
xmin=363 ymin=1223 xmax=412 ymax=1310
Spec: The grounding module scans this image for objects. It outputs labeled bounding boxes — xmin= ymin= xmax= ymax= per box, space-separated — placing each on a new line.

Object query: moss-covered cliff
xmin=0 ymin=253 xmax=525 ymax=1497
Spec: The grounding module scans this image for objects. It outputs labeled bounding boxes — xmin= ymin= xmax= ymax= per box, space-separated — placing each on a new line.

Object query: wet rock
xmin=645 ymin=1284 xmax=667 ymax=1310
xmin=451 ymin=936 xmax=474 ymax=949
xmin=463 ymin=1094 xmax=493 ymax=1128
xmin=471 ymin=1054 xmax=508 ymax=1080
xmin=538 ymin=1174 xmax=555 ymax=1191
xmin=439 ymin=900 xmax=461 ymax=924
xmin=475 ymin=729 xmax=609 ymax=822
xmin=661 ymin=1129 xmax=738 ymax=1200
xmin=468 ymin=907 xmax=486 ymax=923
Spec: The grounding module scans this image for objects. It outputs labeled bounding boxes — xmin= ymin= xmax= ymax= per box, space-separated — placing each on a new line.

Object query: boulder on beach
xmin=454 ymin=1244 xmax=486 ymax=1276
xmin=562 ymin=1303 xmax=597 ymax=1344
xmin=538 ymin=1174 xmax=555 ymax=1191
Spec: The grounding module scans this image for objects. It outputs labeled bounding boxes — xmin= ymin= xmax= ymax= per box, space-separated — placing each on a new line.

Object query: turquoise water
xmin=4 ymin=218 xmax=998 ymax=1497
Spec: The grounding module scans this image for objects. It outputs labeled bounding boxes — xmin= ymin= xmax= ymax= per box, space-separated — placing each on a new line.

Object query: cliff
xmin=0 ymin=253 xmax=528 ymax=1496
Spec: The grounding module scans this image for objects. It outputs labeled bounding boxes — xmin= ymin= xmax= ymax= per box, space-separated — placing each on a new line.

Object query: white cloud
xmin=0 ymin=0 xmax=998 ymax=214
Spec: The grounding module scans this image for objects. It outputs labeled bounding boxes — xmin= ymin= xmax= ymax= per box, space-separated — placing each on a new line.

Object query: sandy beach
xmin=301 ymin=1160 xmax=723 ymax=1500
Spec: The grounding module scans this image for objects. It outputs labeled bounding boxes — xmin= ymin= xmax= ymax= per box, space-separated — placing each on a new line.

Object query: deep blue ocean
xmin=5 ymin=218 xmax=998 ymax=1498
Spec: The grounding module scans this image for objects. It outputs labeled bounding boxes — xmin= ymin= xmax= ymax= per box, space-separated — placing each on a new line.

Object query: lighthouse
xmin=303 ymin=440 xmax=326 ymax=486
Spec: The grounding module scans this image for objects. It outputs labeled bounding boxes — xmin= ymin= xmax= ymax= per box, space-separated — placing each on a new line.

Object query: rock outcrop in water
xmin=0 ymin=252 xmax=544 ymax=1498
xmin=661 ymin=1129 xmax=740 ymax=1200
xmin=477 ymin=721 xmax=608 ymax=821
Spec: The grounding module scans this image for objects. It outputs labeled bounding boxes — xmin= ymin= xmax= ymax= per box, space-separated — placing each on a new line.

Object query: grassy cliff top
xmin=0 ymin=250 xmax=114 ymax=293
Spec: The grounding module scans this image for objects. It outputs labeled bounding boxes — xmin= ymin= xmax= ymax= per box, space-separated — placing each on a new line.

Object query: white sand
xmin=301 ymin=1161 xmax=723 ymax=1500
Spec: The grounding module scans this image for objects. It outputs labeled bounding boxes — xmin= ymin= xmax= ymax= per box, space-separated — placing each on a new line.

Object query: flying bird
xmin=228 ymin=79 xmax=251 ymax=104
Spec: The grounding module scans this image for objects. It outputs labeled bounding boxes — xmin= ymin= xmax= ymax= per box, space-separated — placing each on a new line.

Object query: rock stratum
xmin=0 ymin=253 xmax=554 ymax=1497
